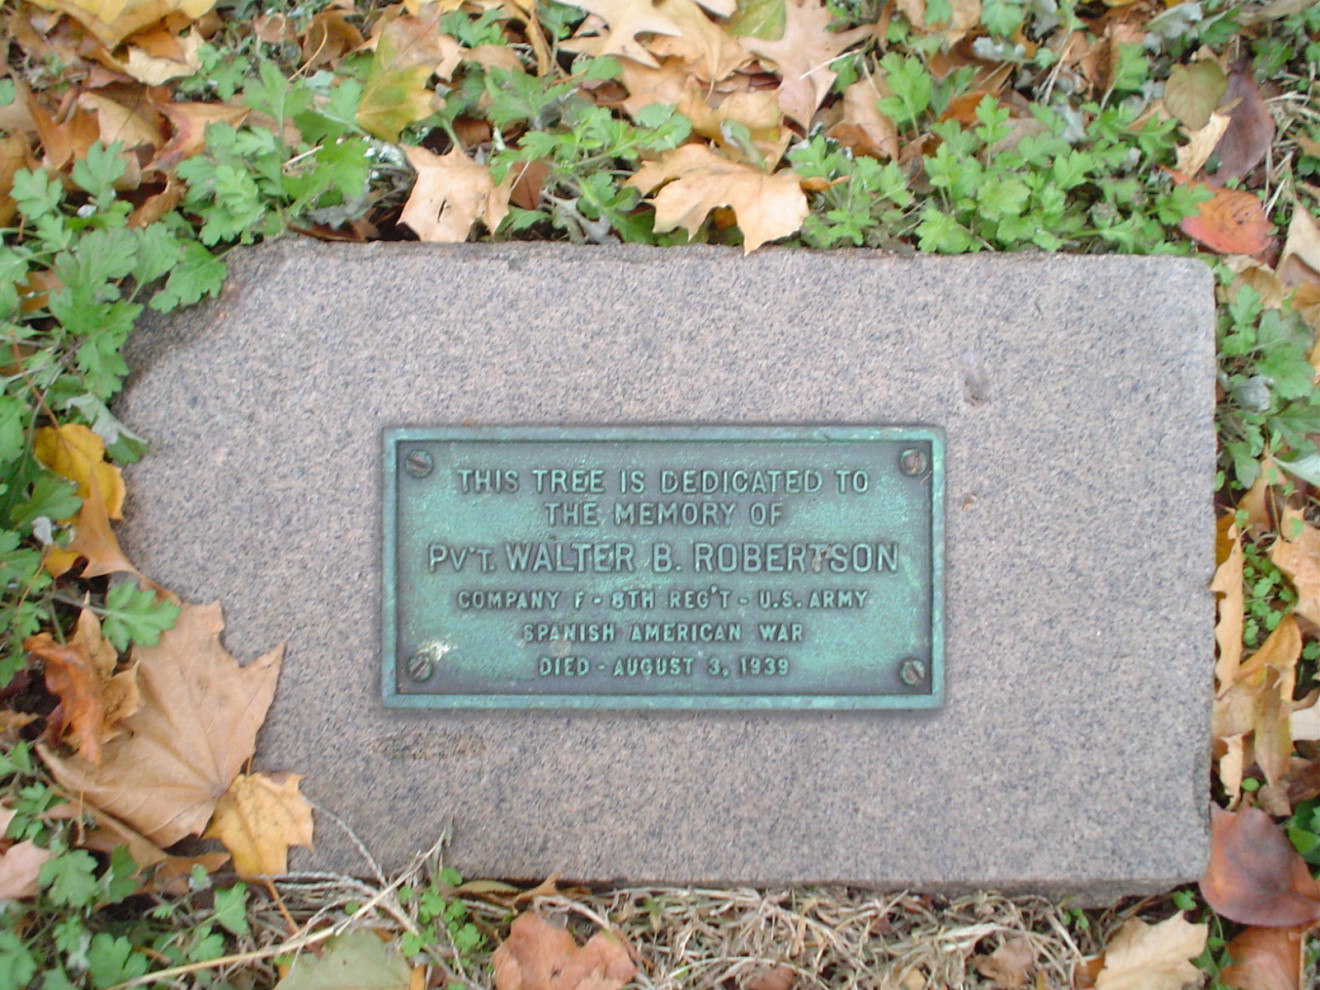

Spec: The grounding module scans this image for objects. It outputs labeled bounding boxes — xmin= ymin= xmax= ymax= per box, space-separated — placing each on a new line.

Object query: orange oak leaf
xmin=627 ymin=143 xmax=808 ymax=252
xmin=203 ymin=772 xmax=313 ymax=879
xmin=742 ymin=0 xmax=871 ymax=129
xmin=1200 ymin=805 xmax=1320 ymax=927
xmin=1179 ymin=182 xmax=1272 ymax=255
xmin=26 ymin=607 xmax=138 ymax=765
xmin=38 ymin=602 xmax=283 ymax=847
xmin=401 ymin=146 xmax=510 ymax=243
xmin=493 ymin=912 xmax=636 ymax=990
xmin=1220 ymin=924 xmax=1304 ymax=990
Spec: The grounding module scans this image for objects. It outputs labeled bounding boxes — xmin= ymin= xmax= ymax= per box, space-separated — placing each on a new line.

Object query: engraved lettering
xmin=504 ymin=541 xmax=636 ymax=572
xmin=628 ymin=622 xmax=741 ymax=642
xmin=523 ymin=622 xmax=616 ymax=643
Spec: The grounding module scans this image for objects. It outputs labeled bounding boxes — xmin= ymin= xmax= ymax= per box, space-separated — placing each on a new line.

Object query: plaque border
xmin=382 ymin=425 xmax=944 ymax=710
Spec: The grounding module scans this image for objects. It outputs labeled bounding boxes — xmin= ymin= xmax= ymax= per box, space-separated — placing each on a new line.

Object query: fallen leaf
xmin=1214 ymin=613 xmax=1299 ymax=788
xmin=302 ymin=10 xmax=365 ymax=71
xmin=1175 ymin=110 xmax=1231 ymax=177
xmin=26 ymin=94 xmax=99 ymax=173
xmin=34 ymin=424 xmax=125 ymax=520
xmin=829 ymin=76 xmax=899 ymax=160
xmin=1220 ymin=925 xmax=1304 ymax=990
xmin=203 ymin=772 xmax=313 ymax=879
xmin=742 ymin=0 xmax=870 ymax=128
xmin=400 ymin=146 xmax=510 ymax=243
xmin=357 ymin=15 xmax=441 ymax=142
xmin=1213 ymin=520 xmax=1245 ymax=684
xmin=276 ymin=931 xmax=411 ymax=990
xmin=647 ymin=0 xmax=750 ymax=82
xmin=27 ymin=607 xmax=137 ymax=764
xmin=157 ymin=102 xmax=249 ymax=169
xmin=1271 ymin=514 xmax=1320 ymax=627
xmin=0 ymin=134 xmax=32 ymax=227
xmin=627 ymin=143 xmax=808 ymax=252
xmin=1092 ymin=914 xmax=1206 ymax=990
xmin=1280 ymin=203 xmax=1320 ymax=281
xmin=123 ymin=28 xmax=202 ymax=85
xmin=678 ymin=88 xmax=788 ymax=167
xmin=1179 ymin=183 xmax=1272 ymax=256
xmin=44 ymin=470 xmax=138 ymax=579
xmin=725 ymin=0 xmax=785 ymax=39
xmin=1220 ymin=732 xmax=1246 ymax=806
xmin=38 ymin=601 xmax=283 ymax=847
xmin=1215 ymin=62 xmax=1275 ymax=182
xmin=572 ymin=0 xmax=682 ymax=68
xmin=77 ymin=90 xmax=164 ymax=154
xmin=973 ymin=936 xmax=1036 ymax=988
xmin=1164 ymin=59 xmax=1227 ymax=131
xmin=1200 ymin=805 xmax=1320 ymax=926
xmin=617 ymin=58 xmax=690 ymax=118
xmin=1226 ymin=254 xmax=1289 ymax=311
xmin=26 ymin=0 xmax=219 ymax=47
xmin=0 ymin=840 xmax=54 ymax=899
xmin=493 ymin=912 xmax=636 ymax=990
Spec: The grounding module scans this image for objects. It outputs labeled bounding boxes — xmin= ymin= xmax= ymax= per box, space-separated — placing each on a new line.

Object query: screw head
xmin=406 ymin=652 xmax=435 ymax=681
xmin=899 ymin=448 xmax=927 ymax=476
xmin=404 ymin=449 xmax=434 ymax=479
xmin=899 ymin=658 xmax=926 ymax=686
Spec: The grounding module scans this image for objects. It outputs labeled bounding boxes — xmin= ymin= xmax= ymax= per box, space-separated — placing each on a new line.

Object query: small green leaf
xmin=276 ymin=931 xmax=411 ymax=990
xmin=213 ymin=883 xmax=250 ymax=937
xmin=100 ymin=582 xmax=179 ymax=652
xmin=39 ymin=849 xmax=100 ymax=907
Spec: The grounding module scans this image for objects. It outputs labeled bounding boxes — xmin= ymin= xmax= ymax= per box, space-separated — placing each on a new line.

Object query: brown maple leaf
xmin=627 ymin=143 xmax=808 ymax=252
xmin=26 ymin=607 xmax=138 ymax=765
xmin=401 ymin=146 xmax=511 ymax=243
xmin=38 ymin=601 xmax=283 ymax=847
xmin=203 ymin=772 xmax=313 ymax=879
xmin=493 ymin=912 xmax=636 ymax=990
xmin=741 ymin=0 xmax=871 ymax=129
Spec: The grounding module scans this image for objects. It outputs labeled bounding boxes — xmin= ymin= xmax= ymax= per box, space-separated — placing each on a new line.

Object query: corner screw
xmin=899 ymin=448 xmax=927 ymax=476
xmin=899 ymin=658 xmax=926 ymax=686
xmin=404 ymin=449 xmax=434 ymax=479
xmin=407 ymin=653 xmax=435 ymax=682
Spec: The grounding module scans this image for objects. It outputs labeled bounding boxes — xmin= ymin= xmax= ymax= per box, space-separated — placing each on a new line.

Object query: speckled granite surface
xmin=117 ymin=242 xmax=1214 ymax=901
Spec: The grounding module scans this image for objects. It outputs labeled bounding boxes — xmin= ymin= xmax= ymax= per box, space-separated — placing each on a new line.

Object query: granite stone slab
xmin=117 ymin=242 xmax=1215 ymax=901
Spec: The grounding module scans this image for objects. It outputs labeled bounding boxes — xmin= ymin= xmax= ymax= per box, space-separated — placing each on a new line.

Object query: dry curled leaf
xmin=27 ymin=607 xmax=137 ymax=765
xmin=627 ymin=143 xmax=808 ymax=252
xmin=1200 ymin=805 xmax=1320 ymax=927
xmin=1220 ymin=925 xmax=1304 ymax=990
xmin=1214 ymin=613 xmax=1300 ymax=789
xmin=1214 ymin=519 xmax=1245 ymax=684
xmin=570 ymin=0 xmax=682 ymax=68
xmin=203 ymin=772 xmax=313 ymax=879
xmin=401 ymin=146 xmax=510 ymax=243
xmin=1093 ymin=914 xmax=1206 ymax=990
xmin=1270 ymin=513 xmax=1320 ymax=627
xmin=493 ymin=912 xmax=636 ymax=990
xmin=1215 ymin=63 xmax=1275 ymax=183
xmin=38 ymin=602 xmax=283 ymax=847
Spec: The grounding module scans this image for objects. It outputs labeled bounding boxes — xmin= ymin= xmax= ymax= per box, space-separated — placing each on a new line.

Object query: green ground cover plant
xmin=1 ymin=0 xmax=1319 ymax=986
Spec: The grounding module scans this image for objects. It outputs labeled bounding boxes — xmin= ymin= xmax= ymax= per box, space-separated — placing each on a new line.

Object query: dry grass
xmin=124 ymin=826 xmax=1164 ymax=990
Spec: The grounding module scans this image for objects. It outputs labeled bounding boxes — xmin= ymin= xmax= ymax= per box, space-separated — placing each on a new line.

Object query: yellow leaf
xmin=1093 ymin=915 xmax=1207 ymax=990
xmin=401 ymin=146 xmax=510 ymax=243
xmin=204 ymin=772 xmax=313 ymax=879
xmin=44 ymin=471 xmax=138 ymax=579
xmin=627 ymin=144 xmax=808 ymax=252
xmin=34 ymin=424 xmax=125 ymax=520
xmin=26 ymin=0 xmax=219 ymax=47
xmin=356 ymin=21 xmax=439 ymax=142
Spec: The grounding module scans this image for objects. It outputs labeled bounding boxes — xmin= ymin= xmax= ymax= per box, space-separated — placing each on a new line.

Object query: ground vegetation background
xmin=1 ymin=0 xmax=1320 ymax=986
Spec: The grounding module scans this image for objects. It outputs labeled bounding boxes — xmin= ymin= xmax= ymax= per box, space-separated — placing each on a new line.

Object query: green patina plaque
xmin=382 ymin=426 xmax=944 ymax=709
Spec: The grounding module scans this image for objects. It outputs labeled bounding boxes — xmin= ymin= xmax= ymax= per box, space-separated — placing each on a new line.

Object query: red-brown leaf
xmin=1220 ymin=925 xmax=1304 ymax=990
xmin=1200 ymin=805 xmax=1320 ymax=926
xmin=1180 ymin=184 xmax=1272 ymax=255
xmin=1215 ymin=63 xmax=1275 ymax=182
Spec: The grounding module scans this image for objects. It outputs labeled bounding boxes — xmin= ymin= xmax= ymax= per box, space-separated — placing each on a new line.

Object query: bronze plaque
xmin=383 ymin=426 xmax=943 ymax=709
